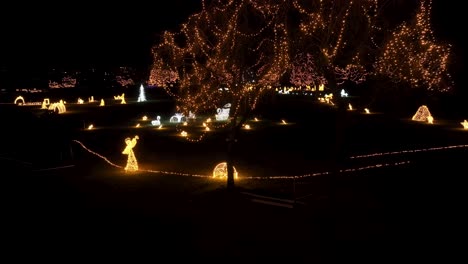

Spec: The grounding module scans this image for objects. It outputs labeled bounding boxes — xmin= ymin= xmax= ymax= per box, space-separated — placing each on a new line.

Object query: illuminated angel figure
xmin=122 ymin=136 xmax=139 ymax=171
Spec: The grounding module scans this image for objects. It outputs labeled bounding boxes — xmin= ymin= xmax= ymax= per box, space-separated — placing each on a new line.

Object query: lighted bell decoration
xmin=213 ymin=162 xmax=238 ymax=179
xmin=122 ymin=136 xmax=139 ymax=172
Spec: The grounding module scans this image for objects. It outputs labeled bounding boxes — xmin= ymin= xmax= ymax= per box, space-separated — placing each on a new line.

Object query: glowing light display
xmin=89 ymin=96 xmax=95 ymax=103
xmin=213 ymin=162 xmax=238 ymax=179
xmin=88 ymin=124 xmax=94 ymax=130
xmin=215 ymin=103 xmax=231 ymax=121
xmin=137 ymin=84 xmax=147 ymax=102
xmin=170 ymin=113 xmax=186 ymax=123
xmin=461 ymin=120 xmax=468 ymax=129
xmin=14 ymin=96 xmax=25 ymax=105
xmin=340 ymin=89 xmax=348 ymax=97
xmin=151 ymin=116 xmax=161 ymax=126
xmin=142 ymin=116 xmax=148 ymax=121
xmin=122 ymin=136 xmax=139 ymax=172
xmin=364 ymin=108 xmax=370 ymax=114
xmin=348 ymin=103 xmax=353 ymax=111
xmin=100 ymin=99 xmax=105 ymax=106
xmin=412 ymin=105 xmax=433 ymax=123
xmin=48 ymin=101 xmax=66 ymax=114
xmin=77 ymin=98 xmax=84 ymax=104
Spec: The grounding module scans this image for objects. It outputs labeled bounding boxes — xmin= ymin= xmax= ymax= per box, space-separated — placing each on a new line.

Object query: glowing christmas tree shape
xmin=412 ymin=105 xmax=433 ymax=123
xmin=100 ymin=99 xmax=105 ymax=106
xmin=122 ymin=136 xmax=139 ymax=172
xmin=137 ymin=84 xmax=146 ymax=102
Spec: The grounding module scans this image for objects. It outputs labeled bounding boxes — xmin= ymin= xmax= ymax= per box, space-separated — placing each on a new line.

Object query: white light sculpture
xmin=340 ymin=89 xmax=348 ymax=97
xmin=151 ymin=116 xmax=161 ymax=126
xmin=364 ymin=108 xmax=370 ymax=114
xmin=213 ymin=162 xmax=238 ymax=179
xmin=215 ymin=103 xmax=231 ymax=121
xmin=142 ymin=116 xmax=148 ymax=121
xmin=412 ymin=105 xmax=433 ymax=123
xmin=77 ymin=98 xmax=84 ymax=104
xmin=188 ymin=111 xmax=196 ymax=120
xmin=122 ymin=136 xmax=139 ymax=172
xmin=170 ymin=113 xmax=186 ymax=123
xmin=461 ymin=120 xmax=468 ymax=129
xmin=100 ymin=99 xmax=105 ymax=106
xmin=137 ymin=84 xmax=147 ymax=102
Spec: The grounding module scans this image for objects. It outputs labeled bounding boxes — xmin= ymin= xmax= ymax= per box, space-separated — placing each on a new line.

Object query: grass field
xmin=2 ymin=94 xmax=467 ymax=262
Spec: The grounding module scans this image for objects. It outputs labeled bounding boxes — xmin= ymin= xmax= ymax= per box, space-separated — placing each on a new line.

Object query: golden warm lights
xmin=364 ymin=108 xmax=370 ymax=114
xmin=88 ymin=124 xmax=94 ymax=130
xmin=461 ymin=120 xmax=468 ymax=129
xmin=412 ymin=105 xmax=433 ymax=124
xmin=122 ymin=136 xmax=139 ymax=172
xmin=213 ymin=162 xmax=238 ymax=179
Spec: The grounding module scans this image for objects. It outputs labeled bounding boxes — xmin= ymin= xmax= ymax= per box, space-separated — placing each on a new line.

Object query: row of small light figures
xmin=87 ymin=116 xmax=290 ymax=136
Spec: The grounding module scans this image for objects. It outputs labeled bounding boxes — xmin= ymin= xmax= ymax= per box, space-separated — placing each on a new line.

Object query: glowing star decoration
xmin=100 ymin=99 xmax=105 ymax=106
xmin=77 ymin=98 xmax=84 ymax=104
xmin=364 ymin=108 xmax=370 ymax=114
xmin=137 ymin=84 xmax=147 ymax=102
xmin=122 ymin=136 xmax=139 ymax=172
xmin=88 ymin=124 xmax=94 ymax=130
xmin=14 ymin=96 xmax=25 ymax=105
xmin=412 ymin=105 xmax=433 ymax=123
xmin=461 ymin=120 xmax=468 ymax=129
xmin=213 ymin=162 xmax=238 ymax=179
xmin=151 ymin=116 xmax=161 ymax=126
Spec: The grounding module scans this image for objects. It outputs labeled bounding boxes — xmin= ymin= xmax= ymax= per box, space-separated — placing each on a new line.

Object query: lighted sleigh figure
xmin=412 ymin=105 xmax=434 ymax=124
xmin=215 ymin=103 xmax=231 ymax=121
xmin=213 ymin=162 xmax=238 ymax=179
xmin=169 ymin=113 xmax=187 ymax=123
xmin=122 ymin=136 xmax=139 ymax=172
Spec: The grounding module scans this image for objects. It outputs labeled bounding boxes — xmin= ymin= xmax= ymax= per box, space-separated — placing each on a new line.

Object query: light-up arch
xmin=14 ymin=96 xmax=25 ymax=105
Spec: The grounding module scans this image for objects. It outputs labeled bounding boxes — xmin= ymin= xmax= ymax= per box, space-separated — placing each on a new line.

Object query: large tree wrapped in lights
xmin=150 ymin=0 xmax=454 ymax=188
xmin=374 ymin=0 xmax=453 ymax=92
xmin=150 ymin=0 xmax=291 ymax=189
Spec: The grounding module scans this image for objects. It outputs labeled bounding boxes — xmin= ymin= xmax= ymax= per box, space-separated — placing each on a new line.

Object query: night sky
xmin=0 ymin=0 xmax=465 ymax=88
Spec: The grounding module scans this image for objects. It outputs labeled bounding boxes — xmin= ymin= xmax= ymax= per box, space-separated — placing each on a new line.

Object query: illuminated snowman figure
xmin=122 ymin=135 xmax=139 ymax=172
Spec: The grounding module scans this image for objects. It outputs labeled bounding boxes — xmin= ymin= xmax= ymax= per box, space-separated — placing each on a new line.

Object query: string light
xmin=75 ymin=141 xmax=468 ymax=180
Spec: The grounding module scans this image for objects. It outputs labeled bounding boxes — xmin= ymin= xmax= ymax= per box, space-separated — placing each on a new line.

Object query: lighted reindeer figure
xmin=122 ymin=135 xmax=139 ymax=172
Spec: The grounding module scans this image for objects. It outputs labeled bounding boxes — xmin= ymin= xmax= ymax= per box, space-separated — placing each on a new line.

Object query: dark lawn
xmin=2 ymin=95 xmax=467 ymax=262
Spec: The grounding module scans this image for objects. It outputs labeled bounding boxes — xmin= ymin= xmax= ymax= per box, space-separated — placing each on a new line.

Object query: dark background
xmin=0 ymin=1 xmax=465 ymax=93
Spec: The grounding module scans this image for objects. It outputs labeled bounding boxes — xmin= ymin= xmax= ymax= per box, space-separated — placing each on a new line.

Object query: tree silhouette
xmin=149 ymin=0 xmax=454 ymax=189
